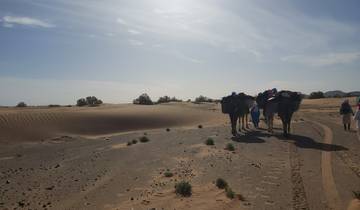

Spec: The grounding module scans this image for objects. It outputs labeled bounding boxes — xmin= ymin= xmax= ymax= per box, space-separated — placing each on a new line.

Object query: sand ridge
xmin=0 ymin=103 xmax=227 ymax=144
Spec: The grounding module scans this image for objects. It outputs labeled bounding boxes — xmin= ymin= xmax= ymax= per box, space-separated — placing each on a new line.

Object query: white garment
xmin=354 ymin=110 xmax=360 ymax=128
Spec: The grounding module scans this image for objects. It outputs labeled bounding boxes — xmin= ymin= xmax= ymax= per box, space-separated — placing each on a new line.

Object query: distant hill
xmin=323 ymin=90 xmax=360 ymax=98
xmin=324 ymin=90 xmax=347 ymax=98
xmin=347 ymin=91 xmax=360 ymax=97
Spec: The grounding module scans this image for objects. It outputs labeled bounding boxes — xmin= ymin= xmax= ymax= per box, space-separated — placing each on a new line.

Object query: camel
xmin=256 ymin=90 xmax=302 ymax=136
xmin=221 ymin=93 xmax=255 ymax=136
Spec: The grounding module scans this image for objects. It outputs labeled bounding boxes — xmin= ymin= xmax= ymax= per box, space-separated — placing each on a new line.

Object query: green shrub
xmin=175 ymin=181 xmax=192 ymax=197
xmin=76 ymin=96 xmax=103 ymax=107
xmin=225 ymin=143 xmax=235 ymax=151
xmin=139 ymin=136 xmax=150 ymax=143
xmin=215 ymin=178 xmax=228 ymax=189
xmin=164 ymin=170 xmax=173 ymax=178
xmin=48 ymin=104 xmax=61 ymax=107
xmin=133 ymin=93 xmax=153 ymax=105
xmin=132 ymin=139 xmax=138 ymax=144
xmin=166 ymin=128 xmax=171 ymax=132
xmin=225 ymin=187 xmax=235 ymax=199
xmin=205 ymin=138 xmax=214 ymax=146
xmin=309 ymin=91 xmax=325 ymax=99
xmin=353 ymin=191 xmax=360 ymax=199
xmin=16 ymin=102 xmax=27 ymax=107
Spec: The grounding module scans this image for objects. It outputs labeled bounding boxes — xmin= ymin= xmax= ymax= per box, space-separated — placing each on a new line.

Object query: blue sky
xmin=0 ymin=0 xmax=359 ymax=105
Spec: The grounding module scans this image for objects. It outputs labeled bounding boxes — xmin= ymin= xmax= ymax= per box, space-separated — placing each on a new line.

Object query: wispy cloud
xmin=116 ymin=18 xmax=127 ymax=25
xmin=129 ymin=39 xmax=143 ymax=46
xmin=128 ymin=29 xmax=141 ymax=35
xmin=1 ymin=16 xmax=54 ymax=28
xmin=281 ymin=52 xmax=360 ymax=66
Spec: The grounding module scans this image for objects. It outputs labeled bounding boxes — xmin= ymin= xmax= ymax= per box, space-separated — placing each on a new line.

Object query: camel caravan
xmin=221 ymin=89 xmax=302 ymax=137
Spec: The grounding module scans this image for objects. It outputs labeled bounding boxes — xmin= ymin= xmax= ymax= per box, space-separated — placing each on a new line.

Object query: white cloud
xmin=281 ymin=52 xmax=360 ymax=67
xmin=105 ymin=32 xmax=115 ymax=37
xmin=128 ymin=29 xmax=141 ymax=35
xmin=2 ymin=16 xmax=54 ymax=28
xmin=116 ymin=18 xmax=127 ymax=25
xmin=129 ymin=39 xmax=143 ymax=46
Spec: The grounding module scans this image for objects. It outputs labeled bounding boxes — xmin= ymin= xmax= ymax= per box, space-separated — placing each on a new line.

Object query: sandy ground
xmin=0 ymin=99 xmax=359 ymax=210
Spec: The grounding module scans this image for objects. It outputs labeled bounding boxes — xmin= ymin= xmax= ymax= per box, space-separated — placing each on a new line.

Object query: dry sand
xmin=0 ymin=98 xmax=359 ymax=210
xmin=0 ymin=102 xmax=226 ymax=143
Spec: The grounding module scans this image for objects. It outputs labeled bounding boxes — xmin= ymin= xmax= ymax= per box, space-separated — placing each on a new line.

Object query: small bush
xmin=132 ymin=139 xmax=138 ymax=144
xmin=225 ymin=143 xmax=235 ymax=151
xmin=194 ymin=95 xmax=214 ymax=103
xmin=353 ymin=191 xmax=360 ymax=199
xmin=77 ymin=96 xmax=103 ymax=107
xmin=16 ymin=102 xmax=27 ymax=107
xmin=205 ymin=138 xmax=214 ymax=146
xmin=215 ymin=178 xmax=228 ymax=189
xmin=164 ymin=170 xmax=173 ymax=178
xmin=157 ymin=96 xmax=182 ymax=104
xmin=48 ymin=104 xmax=61 ymax=107
xmin=225 ymin=187 xmax=235 ymax=199
xmin=139 ymin=136 xmax=150 ymax=143
xmin=166 ymin=128 xmax=171 ymax=132
xmin=198 ymin=125 xmax=203 ymax=129
xmin=133 ymin=93 xmax=153 ymax=105
xmin=127 ymin=141 xmax=132 ymax=146
xmin=308 ymin=91 xmax=325 ymax=99
xmin=175 ymin=181 xmax=192 ymax=197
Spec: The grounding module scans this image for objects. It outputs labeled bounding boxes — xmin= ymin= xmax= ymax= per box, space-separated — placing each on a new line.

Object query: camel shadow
xmin=231 ymin=130 xmax=268 ymax=143
xmin=275 ymin=134 xmax=348 ymax=152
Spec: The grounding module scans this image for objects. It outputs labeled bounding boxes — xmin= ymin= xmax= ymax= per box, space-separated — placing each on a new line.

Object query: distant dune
xmin=0 ymin=103 xmax=226 ymax=144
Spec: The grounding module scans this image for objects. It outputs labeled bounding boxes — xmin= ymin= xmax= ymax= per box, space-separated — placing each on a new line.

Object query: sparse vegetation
xmin=198 ymin=125 xmax=203 ymax=129
xmin=48 ymin=104 xmax=61 ymax=107
xmin=205 ymin=138 xmax=214 ymax=146
xmin=139 ymin=136 xmax=150 ymax=143
xmin=216 ymin=178 xmax=228 ymax=189
xmin=127 ymin=141 xmax=132 ymax=146
xmin=308 ymin=91 xmax=325 ymax=99
xmin=132 ymin=139 xmax=138 ymax=144
xmin=225 ymin=143 xmax=235 ymax=151
xmin=133 ymin=93 xmax=153 ymax=105
xmin=225 ymin=187 xmax=235 ymax=199
xmin=164 ymin=170 xmax=173 ymax=178
xmin=76 ymin=96 xmax=103 ymax=107
xmin=16 ymin=102 xmax=27 ymax=107
xmin=157 ymin=96 xmax=182 ymax=104
xmin=166 ymin=128 xmax=171 ymax=132
xmin=194 ymin=95 xmax=214 ymax=103
xmin=175 ymin=181 xmax=192 ymax=197
xmin=353 ymin=191 xmax=360 ymax=200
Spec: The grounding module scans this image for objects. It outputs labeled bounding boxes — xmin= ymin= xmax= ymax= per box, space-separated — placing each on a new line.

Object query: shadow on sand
xmin=231 ymin=130 xmax=269 ymax=143
xmin=276 ymin=133 xmax=348 ymax=152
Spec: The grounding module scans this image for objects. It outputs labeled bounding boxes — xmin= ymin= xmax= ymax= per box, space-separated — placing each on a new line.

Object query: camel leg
xmin=245 ymin=114 xmax=249 ymax=128
xmin=229 ymin=114 xmax=237 ymax=136
xmin=238 ymin=116 xmax=242 ymax=132
xmin=242 ymin=116 xmax=245 ymax=130
xmin=270 ymin=116 xmax=274 ymax=133
xmin=288 ymin=120 xmax=291 ymax=134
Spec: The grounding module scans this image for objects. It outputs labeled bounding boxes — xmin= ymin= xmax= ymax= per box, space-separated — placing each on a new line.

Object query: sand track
xmin=310 ymin=121 xmax=342 ymax=210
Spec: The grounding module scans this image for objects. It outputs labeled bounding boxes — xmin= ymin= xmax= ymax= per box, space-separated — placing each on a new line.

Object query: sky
xmin=0 ymin=0 xmax=359 ymax=105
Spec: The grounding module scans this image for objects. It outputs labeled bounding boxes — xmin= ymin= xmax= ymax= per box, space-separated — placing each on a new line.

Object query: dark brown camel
xmin=221 ymin=93 xmax=255 ymax=136
xmin=256 ymin=90 xmax=302 ymax=136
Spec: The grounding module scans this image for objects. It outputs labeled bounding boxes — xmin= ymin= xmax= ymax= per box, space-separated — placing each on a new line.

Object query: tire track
xmin=289 ymin=143 xmax=310 ymax=210
xmin=310 ymin=121 xmax=342 ymax=210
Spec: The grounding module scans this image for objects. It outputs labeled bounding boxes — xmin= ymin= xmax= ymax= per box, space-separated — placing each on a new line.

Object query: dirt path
xmin=310 ymin=121 xmax=342 ymax=210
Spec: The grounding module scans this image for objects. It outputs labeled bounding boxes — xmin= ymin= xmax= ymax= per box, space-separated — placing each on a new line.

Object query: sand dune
xmin=0 ymin=103 xmax=226 ymax=143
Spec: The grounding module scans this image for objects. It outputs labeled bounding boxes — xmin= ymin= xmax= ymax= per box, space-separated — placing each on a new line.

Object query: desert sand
xmin=0 ymin=98 xmax=359 ymax=210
